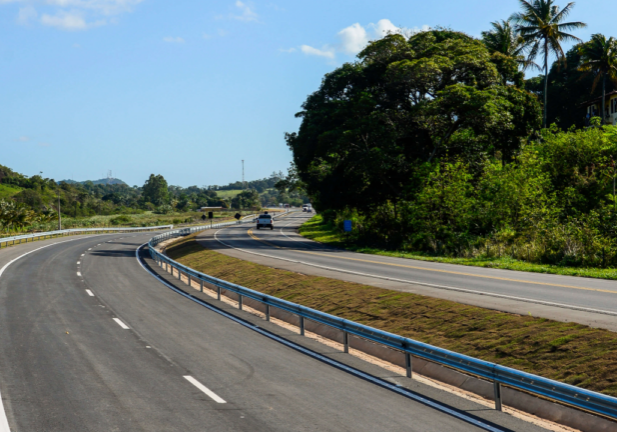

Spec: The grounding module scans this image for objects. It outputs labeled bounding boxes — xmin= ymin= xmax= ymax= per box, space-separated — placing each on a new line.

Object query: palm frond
xmin=550 ymin=1 xmax=575 ymax=23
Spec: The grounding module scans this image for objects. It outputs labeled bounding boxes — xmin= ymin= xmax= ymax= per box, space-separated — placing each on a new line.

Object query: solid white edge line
xmin=183 ymin=376 xmax=227 ymax=403
xmin=214 ymin=226 xmax=617 ymax=317
xmin=0 ymin=236 xmax=87 ymax=432
xmin=113 ymin=318 xmax=129 ymax=329
xmin=86 ymin=289 xmax=95 ymax=296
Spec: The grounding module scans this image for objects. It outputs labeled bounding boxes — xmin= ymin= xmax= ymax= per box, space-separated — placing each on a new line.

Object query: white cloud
xmin=7 ymin=0 xmax=143 ymax=30
xmin=298 ymin=19 xmax=430 ymax=61
xmin=232 ymin=0 xmax=257 ymax=22
xmin=163 ymin=36 xmax=184 ymax=43
xmin=17 ymin=6 xmax=37 ymax=25
xmin=279 ymin=47 xmax=296 ymax=53
xmin=370 ymin=19 xmax=400 ymax=38
xmin=337 ymin=23 xmax=368 ymax=55
xmin=17 ymin=136 xmax=30 ymax=142
xmin=40 ymin=12 xmax=103 ymax=30
xmin=300 ymin=45 xmax=335 ymax=59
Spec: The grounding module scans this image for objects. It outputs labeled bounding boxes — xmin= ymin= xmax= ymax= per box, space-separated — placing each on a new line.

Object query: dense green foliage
xmin=526 ymin=46 xmax=617 ymax=129
xmin=289 ymin=28 xmax=617 ymax=268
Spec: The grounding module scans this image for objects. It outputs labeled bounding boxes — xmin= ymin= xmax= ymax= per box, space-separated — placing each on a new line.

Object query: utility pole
xmin=57 ymin=190 xmax=62 ymax=230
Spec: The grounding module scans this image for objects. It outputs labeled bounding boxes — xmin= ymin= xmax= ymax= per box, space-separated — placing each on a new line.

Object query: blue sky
xmin=1 ymin=0 xmax=613 ymax=187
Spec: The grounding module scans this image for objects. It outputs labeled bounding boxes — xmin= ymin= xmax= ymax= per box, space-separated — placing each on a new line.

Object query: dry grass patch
xmin=167 ymin=234 xmax=617 ymax=396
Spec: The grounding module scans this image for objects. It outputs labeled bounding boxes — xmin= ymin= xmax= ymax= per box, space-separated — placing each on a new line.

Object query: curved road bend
xmin=204 ymin=213 xmax=617 ymax=331
xmin=0 ymin=231 xmax=548 ymax=431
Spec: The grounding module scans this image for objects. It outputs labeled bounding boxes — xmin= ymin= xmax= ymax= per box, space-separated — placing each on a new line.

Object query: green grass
xmin=298 ymin=215 xmax=617 ymax=280
xmin=0 ymin=184 xmax=22 ymax=199
xmin=215 ymin=189 xmax=243 ymax=199
xmin=0 ymin=210 xmax=255 ymax=238
xmin=167 ymin=233 xmax=617 ymax=396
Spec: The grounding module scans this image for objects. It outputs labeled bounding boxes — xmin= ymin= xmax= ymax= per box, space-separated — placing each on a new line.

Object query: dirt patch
xmin=167 ymin=234 xmax=617 ymax=397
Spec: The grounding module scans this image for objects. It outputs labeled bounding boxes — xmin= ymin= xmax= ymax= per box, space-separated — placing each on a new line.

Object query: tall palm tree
xmin=578 ymin=34 xmax=617 ymax=123
xmin=481 ymin=19 xmax=531 ymax=69
xmin=511 ymin=0 xmax=586 ymax=128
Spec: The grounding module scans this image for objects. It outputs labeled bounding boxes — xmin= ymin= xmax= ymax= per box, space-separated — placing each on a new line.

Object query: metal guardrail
xmin=146 ymin=213 xmax=617 ymax=421
xmin=0 ymin=225 xmax=174 ymax=248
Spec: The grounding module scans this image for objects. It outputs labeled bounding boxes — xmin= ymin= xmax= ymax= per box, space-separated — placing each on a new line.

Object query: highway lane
xmin=0 ymin=231 xmax=547 ymax=431
xmin=205 ymin=213 xmax=617 ymax=330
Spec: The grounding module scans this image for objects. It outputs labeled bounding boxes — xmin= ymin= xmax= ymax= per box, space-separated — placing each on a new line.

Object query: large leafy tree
xmin=511 ymin=0 xmax=586 ymax=128
xmin=287 ymin=30 xmax=541 ymax=214
xmin=578 ymin=34 xmax=617 ymax=123
xmin=142 ymin=174 xmax=169 ymax=206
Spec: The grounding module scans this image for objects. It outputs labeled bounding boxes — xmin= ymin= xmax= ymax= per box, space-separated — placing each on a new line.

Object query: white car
xmin=256 ymin=214 xmax=273 ymax=230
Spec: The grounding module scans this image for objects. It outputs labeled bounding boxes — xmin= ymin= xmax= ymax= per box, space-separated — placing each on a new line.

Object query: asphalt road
xmin=0 ymin=232 xmax=548 ymax=431
xmin=205 ymin=213 xmax=617 ymax=331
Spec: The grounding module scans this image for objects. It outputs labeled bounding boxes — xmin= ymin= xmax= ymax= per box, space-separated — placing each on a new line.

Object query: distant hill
xmin=61 ymin=178 xmax=128 ymax=186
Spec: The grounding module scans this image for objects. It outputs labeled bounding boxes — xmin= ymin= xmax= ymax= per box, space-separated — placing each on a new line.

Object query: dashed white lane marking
xmin=81 ymin=254 xmax=85 ymax=257
xmin=88 ymin=248 xmax=92 ymax=250
xmin=0 ymin=237 xmax=85 ymax=432
xmin=77 ymin=261 xmax=80 ymax=265
xmin=183 ymin=376 xmax=226 ymax=403
xmin=113 ymin=318 xmax=130 ymax=329
xmin=97 ymin=244 xmax=101 ymax=246
xmin=76 ymin=272 xmax=82 ymax=277
xmin=86 ymin=289 xmax=94 ymax=296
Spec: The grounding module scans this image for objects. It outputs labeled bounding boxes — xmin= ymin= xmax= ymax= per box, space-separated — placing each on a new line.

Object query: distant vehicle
xmin=256 ymin=213 xmax=273 ymax=230
xmin=302 ymin=204 xmax=313 ymax=213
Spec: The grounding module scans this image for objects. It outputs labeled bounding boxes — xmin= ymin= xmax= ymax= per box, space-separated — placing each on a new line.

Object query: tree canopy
xmin=287 ymin=29 xmax=541 ymax=214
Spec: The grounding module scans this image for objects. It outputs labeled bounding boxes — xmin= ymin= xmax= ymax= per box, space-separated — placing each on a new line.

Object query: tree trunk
xmin=602 ymin=74 xmax=606 ymax=124
xmin=543 ymin=39 xmax=548 ymax=128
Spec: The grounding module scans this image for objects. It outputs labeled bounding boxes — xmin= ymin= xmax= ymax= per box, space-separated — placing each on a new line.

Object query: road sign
xmin=208 ymin=211 xmax=214 ymax=219
xmin=343 ymin=220 xmax=352 ymax=232
xmin=201 ymin=214 xmax=206 ymax=221
xmin=234 ymin=213 xmax=242 ymax=220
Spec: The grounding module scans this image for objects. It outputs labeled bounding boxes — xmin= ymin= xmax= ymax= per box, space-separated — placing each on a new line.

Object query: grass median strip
xmin=299 ymin=215 xmax=617 ymax=281
xmin=167 ymin=233 xmax=617 ymax=397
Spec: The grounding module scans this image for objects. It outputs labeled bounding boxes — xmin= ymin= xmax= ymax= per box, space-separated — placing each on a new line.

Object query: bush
xmin=110 ymin=215 xmax=132 ymax=225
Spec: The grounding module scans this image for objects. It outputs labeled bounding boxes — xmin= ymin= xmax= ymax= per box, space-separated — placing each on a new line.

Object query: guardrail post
xmin=238 ymin=295 xmax=243 ymax=310
xmin=343 ymin=331 xmax=349 ymax=353
xmin=265 ymin=304 xmax=270 ymax=321
xmin=494 ymin=381 xmax=502 ymax=411
xmin=200 ymin=279 xmax=204 ymax=292
xmin=405 ymin=352 xmax=413 ymax=378
xmin=217 ymin=286 xmax=221 ymax=300
xmin=187 ymin=274 xmax=191 ymax=287
xmin=299 ymin=316 xmax=305 ymax=335
xmin=178 ymin=269 xmax=181 ymax=280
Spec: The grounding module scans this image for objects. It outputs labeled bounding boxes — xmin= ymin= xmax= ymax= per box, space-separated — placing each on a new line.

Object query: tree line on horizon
xmin=0 ymin=165 xmax=303 ymax=233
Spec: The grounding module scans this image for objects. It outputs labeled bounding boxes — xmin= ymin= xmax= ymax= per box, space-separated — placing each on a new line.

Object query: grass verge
xmin=167 ymin=233 xmax=617 ymax=396
xmin=299 ymin=215 xmax=617 ymax=280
